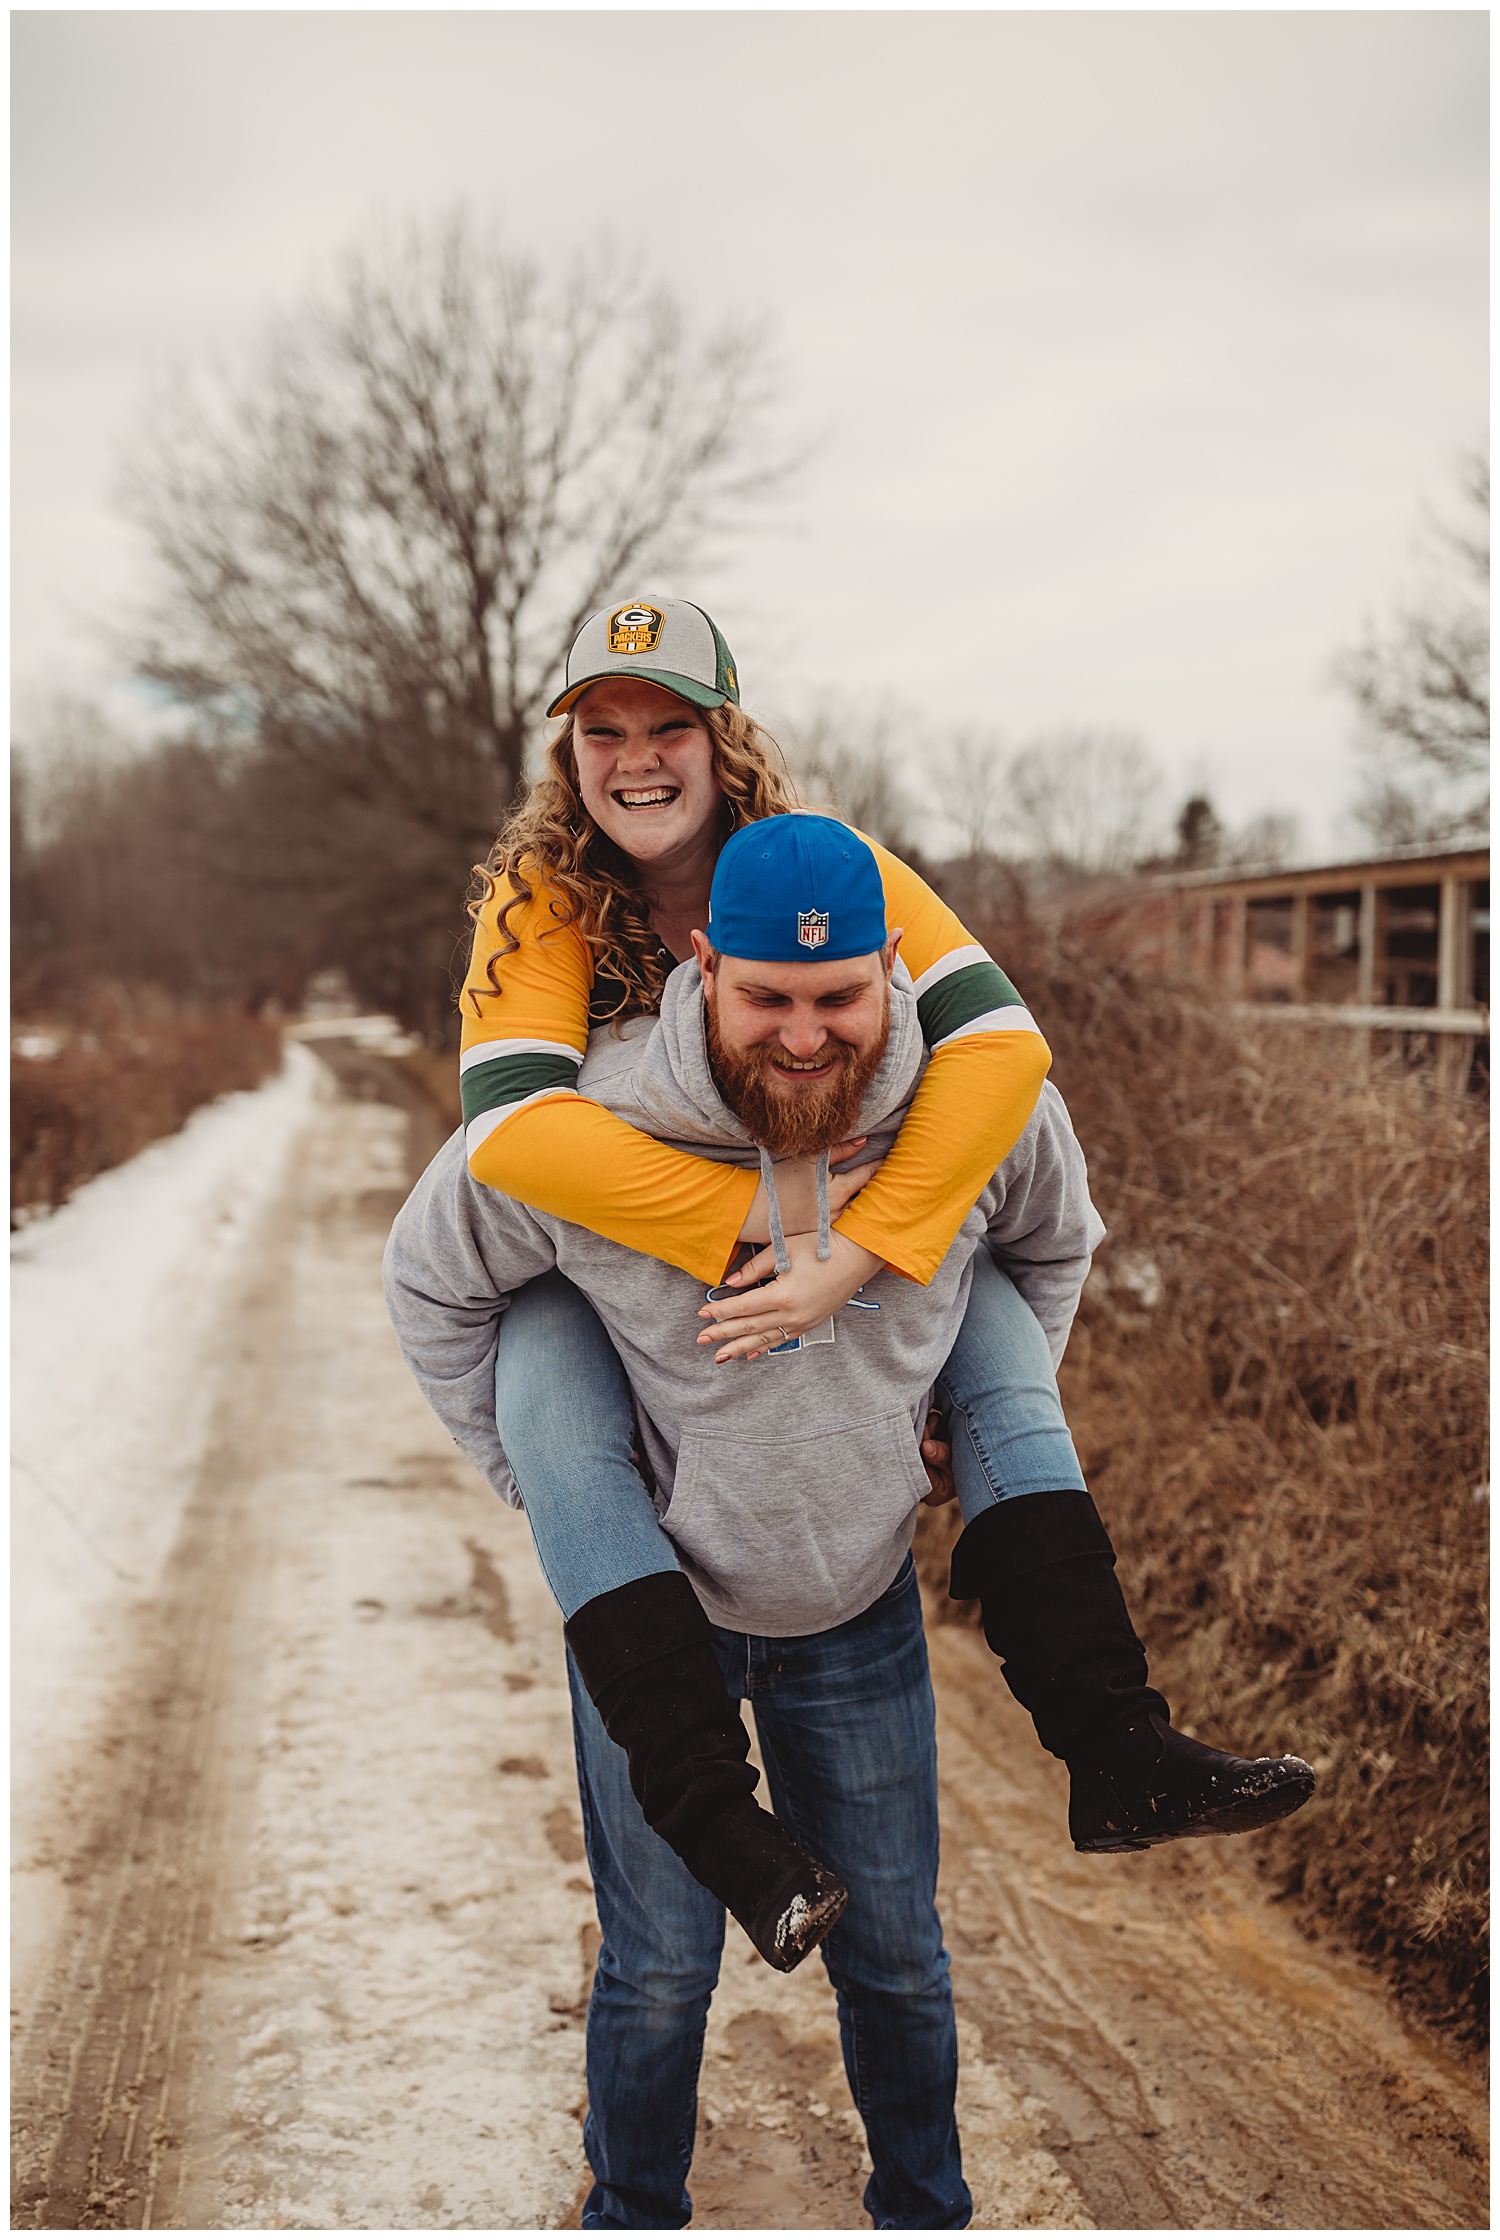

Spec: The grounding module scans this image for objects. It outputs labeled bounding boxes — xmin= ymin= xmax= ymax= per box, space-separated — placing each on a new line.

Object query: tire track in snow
xmin=12 ymin=1157 xmax=298 ymax=2228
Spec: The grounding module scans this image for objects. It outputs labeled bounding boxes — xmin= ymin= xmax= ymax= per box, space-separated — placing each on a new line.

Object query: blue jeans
xmin=571 ymin=1553 xmax=969 ymax=2230
xmin=933 ymin=1248 xmax=1088 ymax=1522
xmin=496 ymin=1246 xmax=1087 ymax=1621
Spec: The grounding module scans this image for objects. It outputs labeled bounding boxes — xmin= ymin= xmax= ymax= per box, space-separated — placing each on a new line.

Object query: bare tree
xmin=11 ymin=696 xmax=143 ymax=844
xmin=110 ymin=212 xmax=794 ymax=1034
xmin=1004 ymin=727 xmax=1164 ymax=880
xmin=124 ymin=211 xmax=789 ymax=826
xmin=1337 ymin=454 xmax=1488 ymax=848
xmin=783 ymin=703 xmax=918 ymax=856
xmin=933 ymin=730 xmax=1009 ymax=860
xmin=13 ymin=708 xmax=260 ymax=1009
xmin=1223 ymin=809 xmax=1301 ymax=870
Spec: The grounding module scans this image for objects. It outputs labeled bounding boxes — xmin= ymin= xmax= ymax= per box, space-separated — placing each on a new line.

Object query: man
xmin=385 ymin=815 xmax=1310 ymax=2230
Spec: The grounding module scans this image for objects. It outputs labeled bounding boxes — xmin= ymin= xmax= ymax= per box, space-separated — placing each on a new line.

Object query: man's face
xmin=691 ymin=932 xmax=900 ymax=1158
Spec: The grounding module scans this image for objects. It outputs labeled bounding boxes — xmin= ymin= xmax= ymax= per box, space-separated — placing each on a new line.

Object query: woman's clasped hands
xmin=697 ymin=1138 xmax=886 ymax=1364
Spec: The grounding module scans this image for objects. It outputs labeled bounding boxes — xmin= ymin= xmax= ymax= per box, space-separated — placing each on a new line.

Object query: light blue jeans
xmin=495 ymin=1247 xmax=1087 ymax=1622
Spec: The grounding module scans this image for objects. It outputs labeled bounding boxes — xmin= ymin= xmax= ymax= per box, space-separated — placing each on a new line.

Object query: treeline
xmin=4 ymin=707 xmax=1268 ymax=1050
xmin=12 ymin=722 xmax=488 ymax=1040
xmin=15 ymin=215 xmax=1484 ymax=1048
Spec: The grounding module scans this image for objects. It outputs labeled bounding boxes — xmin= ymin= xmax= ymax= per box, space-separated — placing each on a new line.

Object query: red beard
xmin=705 ymin=990 xmax=890 ymax=1159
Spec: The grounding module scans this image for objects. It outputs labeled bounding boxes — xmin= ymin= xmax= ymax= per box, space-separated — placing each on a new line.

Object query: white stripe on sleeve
xmin=464 ymin=1086 xmax=580 ymax=1156
xmin=911 ymin=944 xmax=992 ymax=999
xmin=930 ymin=1005 xmax=1040 ymax=1050
xmin=459 ymin=1035 xmax=585 ymax=1075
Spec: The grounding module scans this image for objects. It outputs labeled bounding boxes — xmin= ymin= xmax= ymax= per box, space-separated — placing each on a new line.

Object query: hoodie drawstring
xmin=759 ymin=1146 xmax=791 ymax=1276
xmin=757 ymin=1146 xmax=835 ymax=1274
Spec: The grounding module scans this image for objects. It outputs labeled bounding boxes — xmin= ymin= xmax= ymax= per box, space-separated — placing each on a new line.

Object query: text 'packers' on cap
xmin=706 ymin=814 xmax=889 ymax=965
xmin=547 ymin=598 xmax=741 ymax=719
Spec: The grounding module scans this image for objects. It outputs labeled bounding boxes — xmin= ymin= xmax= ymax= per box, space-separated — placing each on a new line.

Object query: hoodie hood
xmin=579 ymin=955 xmax=926 ymax=1167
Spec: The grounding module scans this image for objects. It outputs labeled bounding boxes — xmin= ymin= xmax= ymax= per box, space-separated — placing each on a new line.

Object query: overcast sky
xmin=12 ymin=9 xmax=1488 ymax=857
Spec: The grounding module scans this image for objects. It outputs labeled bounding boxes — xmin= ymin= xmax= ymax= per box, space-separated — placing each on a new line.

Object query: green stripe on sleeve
xmin=916 ymin=959 xmax=1025 ymax=1047
xmin=460 ymin=1050 xmax=580 ymax=1127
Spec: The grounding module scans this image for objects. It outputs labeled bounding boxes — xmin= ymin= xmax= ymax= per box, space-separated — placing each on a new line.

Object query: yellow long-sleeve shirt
xmin=458 ymin=838 xmax=1051 ymax=1286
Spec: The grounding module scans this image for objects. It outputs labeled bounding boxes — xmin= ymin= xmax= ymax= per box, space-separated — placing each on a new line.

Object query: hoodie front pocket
xmin=661 ymin=1409 xmax=929 ymax=1634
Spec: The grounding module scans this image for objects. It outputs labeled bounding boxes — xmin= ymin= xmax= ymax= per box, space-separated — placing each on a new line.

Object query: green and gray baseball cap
xmin=547 ymin=598 xmax=741 ymax=719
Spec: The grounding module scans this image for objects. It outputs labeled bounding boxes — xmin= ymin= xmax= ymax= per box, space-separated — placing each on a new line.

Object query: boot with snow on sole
xmin=948 ymin=1490 xmax=1315 ymax=1854
xmin=1067 ymin=1709 xmax=1315 ymax=1853
xmin=564 ymin=1572 xmax=848 ymax=1972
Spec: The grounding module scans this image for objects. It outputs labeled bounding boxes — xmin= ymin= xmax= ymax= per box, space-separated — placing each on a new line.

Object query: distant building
xmin=1067 ymin=843 xmax=1488 ymax=1088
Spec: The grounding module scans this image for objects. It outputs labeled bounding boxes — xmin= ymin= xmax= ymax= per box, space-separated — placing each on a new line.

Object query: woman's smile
xmin=612 ymin=782 xmax=682 ymax=812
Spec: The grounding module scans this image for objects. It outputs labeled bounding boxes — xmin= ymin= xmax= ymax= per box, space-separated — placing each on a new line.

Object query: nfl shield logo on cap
xmin=707 ymin=813 xmax=888 ymax=964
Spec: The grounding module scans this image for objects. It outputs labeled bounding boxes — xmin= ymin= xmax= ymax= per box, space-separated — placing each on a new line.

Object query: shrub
xmin=918 ymin=908 xmax=1489 ymax=2043
xmin=11 ymin=993 xmax=284 ymax=1220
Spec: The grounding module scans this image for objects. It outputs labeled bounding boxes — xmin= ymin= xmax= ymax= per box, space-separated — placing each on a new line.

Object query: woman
xmin=458 ymin=598 xmax=1313 ymax=1970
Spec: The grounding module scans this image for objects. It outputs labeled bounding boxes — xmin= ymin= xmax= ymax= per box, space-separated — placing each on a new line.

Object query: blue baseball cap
xmin=706 ymin=815 xmax=888 ymax=965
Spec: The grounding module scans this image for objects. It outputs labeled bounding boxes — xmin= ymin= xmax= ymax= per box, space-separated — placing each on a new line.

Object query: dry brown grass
xmin=917 ymin=910 xmax=1489 ymax=2044
xmin=11 ymin=990 xmax=284 ymax=1221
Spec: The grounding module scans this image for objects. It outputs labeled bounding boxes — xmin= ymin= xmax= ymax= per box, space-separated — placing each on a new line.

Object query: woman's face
xmin=573 ymin=678 xmax=723 ymax=870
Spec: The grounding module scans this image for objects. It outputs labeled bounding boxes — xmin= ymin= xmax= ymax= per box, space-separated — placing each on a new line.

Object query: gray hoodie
xmin=384 ymin=959 xmax=1104 ymax=1638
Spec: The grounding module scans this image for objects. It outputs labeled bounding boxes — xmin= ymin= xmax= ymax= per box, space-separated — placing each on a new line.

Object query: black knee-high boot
xmin=564 ymin=1572 xmax=848 ymax=1969
xmin=948 ymin=1492 xmax=1314 ymax=1853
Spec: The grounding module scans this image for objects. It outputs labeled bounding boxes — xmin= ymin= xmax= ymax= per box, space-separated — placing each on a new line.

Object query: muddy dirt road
xmin=12 ymin=1043 xmax=1488 ymax=2229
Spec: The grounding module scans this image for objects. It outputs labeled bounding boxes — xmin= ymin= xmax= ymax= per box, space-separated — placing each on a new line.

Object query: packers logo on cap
xmin=608 ymin=603 xmax=664 ymax=656
xmin=797 ymin=911 xmax=830 ymax=950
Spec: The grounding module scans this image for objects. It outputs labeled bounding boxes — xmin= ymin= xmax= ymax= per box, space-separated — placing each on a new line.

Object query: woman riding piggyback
xmin=436 ymin=598 xmax=1314 ymax=1981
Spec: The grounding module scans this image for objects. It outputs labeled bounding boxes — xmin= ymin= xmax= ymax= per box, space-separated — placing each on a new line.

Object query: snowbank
xmin=11 ymin=1045 xmax=321 ymax=1997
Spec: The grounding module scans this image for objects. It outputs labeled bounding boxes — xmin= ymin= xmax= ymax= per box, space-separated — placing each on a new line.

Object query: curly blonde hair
xmin=468 ymin=700 xmax=802 ymax=1022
